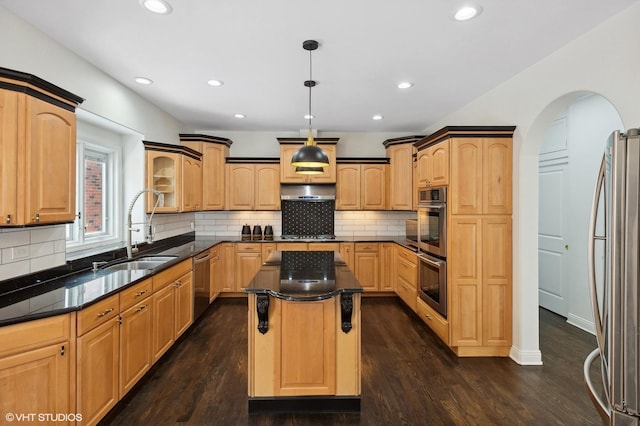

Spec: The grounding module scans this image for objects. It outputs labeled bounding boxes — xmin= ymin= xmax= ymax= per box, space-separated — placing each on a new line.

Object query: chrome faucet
xmin=127 ymin=189 xmax=164 ymax=259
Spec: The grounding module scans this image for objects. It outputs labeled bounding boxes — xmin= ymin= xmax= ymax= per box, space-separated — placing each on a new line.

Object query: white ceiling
xmin=1 ymin=0 xmax=636 ymax=133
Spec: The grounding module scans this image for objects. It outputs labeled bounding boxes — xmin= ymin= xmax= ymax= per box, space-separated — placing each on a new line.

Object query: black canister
xmin=252 ymin=225 xmax=263 ymax=241
xmin=264 ymin=225 xmax=273 ymax=240
xmin=241 ymin=224 xmax=251 ymax=241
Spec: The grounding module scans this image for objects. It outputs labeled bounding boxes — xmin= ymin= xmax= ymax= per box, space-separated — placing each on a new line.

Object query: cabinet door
xmin=308 ymin=145 xmax=337 ymax=184
xmin=387 ymin=144 xmax=414 ymax=210
xmin=262 ymin=243 xmax=277 ymax=262
xmin=227 ymin=164 xmax=255 ymax=210
xmin=379 ymin=243 xmax=395 ymax=291
xmin=361 ymin=164 xmax=386 ymax=210
xmin=219 ymin=243 xmax=236 ymax=292
xmin=235 ymin=252 xmax=262 ymax=291
xmin=255 ymin=164 xmax=280 ymax=210
xmin=201 ymin=143 xmax=227 ymax=210
xmin=429 ymin=141 xmax=449 ymax=186
xmin=0 ymin=90 xmax=18 ymax=225
xmin=482 ymin=217 xmax=512 ymax=347
xmin=336 ymin=165 xmax=361 ymax=210
xmin=354 ymin=252 xmax=379 ymax=291
xmin=147 ymin=151 xmax=181 ymax=212
xmin=77 ymin=317 xmax=120 ymax=426
xmin=119 ymin=299 xmax=152 ymax=398
xmin=449 ymin=217 xmax=482 ymax=347
xmin=25 ymin=96 xmax=77 ymax=224
xmin=152 ymin=284 xmax=175 ymax=362
xmin=416 ymin=149 xmax=430 ymax=186
xmin=182 ymin=156 xmax=202 ymax=211
xmin=339 ymin=243 xmax=355 ymax=270
xmin=483 ymin=139 xmax=512 ymax=214
xmin=0 ymin=342 xmax=72 ymax=420
xmin=280 ymin=145 xmax=308 ymax=183
xmin=450 ymin=139 xmax=483 ymax=215
xmin=175 ymin=272 xmax=194 ymax=338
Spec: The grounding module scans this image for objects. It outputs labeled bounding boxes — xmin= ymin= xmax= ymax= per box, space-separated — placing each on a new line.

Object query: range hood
xmin=280 ymin=184 xmax=336 ymax=201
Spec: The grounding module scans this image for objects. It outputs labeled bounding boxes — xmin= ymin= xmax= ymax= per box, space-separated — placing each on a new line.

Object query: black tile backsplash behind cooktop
xmin=281 ymin=200 xmax=335 ymax=237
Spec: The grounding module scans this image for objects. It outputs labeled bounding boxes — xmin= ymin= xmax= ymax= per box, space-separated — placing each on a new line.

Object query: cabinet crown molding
xmin=277 ymin=137 xmax=339 ymax=145
xmin=382 ymin=135 xmax=424 ymax=148
xmin=0 ymin=67 xmax=84 ymax=111
xmin=414 ymin=126 xmax=516 ymax=150
xmin=178 ymin=134 xmax=233 ymax=147
xmin=143 ymin=140 xmax=202 ymax=160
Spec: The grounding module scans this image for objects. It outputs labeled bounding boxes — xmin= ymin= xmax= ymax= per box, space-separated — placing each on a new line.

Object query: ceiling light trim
xmin=140 ymin=0 xmax=173 ymax=14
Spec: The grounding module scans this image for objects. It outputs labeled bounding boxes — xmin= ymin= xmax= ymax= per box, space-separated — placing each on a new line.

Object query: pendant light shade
xmin=292 ymin=40 xmax=329 ymax=171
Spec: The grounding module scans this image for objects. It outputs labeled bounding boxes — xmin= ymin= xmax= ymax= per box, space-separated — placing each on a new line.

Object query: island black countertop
xmin=245 ymin=251 xmax=363 ymax=301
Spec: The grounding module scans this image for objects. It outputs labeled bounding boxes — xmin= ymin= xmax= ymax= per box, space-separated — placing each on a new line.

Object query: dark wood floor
xmin=104 ymin=297 xmax=604 ymax=425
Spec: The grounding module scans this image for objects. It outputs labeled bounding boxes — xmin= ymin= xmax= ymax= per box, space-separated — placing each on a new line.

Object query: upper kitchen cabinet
xmin=180 ymin=134 xmax=232 ymax=211
xmin=414 ymin=139 xmax=449 ymax=188
xmin=226 ymin=159 xmax=280 ymax=211
xmin=278 ymin=137 xmax=338 ymax=184
xmin=447 ymin=129 xmax=514 ymax=215
xmin=336 ymin=159 xmax=388 ymax=210
xmin=0 ymin=67 xmax=83 ymax=226
xmin=383 ymin=135 xmax=423 ymax=210
xmin=144 ymin=141 xmax=203 ymax=213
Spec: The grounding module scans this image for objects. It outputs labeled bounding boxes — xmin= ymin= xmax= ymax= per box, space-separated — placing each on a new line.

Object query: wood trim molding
xmin=142 ymin=140 xmax=202 ymax=160
xmin=382 ymin=135 xmax=424 ymax=148
xmin=414 ymin=126 xmax=516 ymax=150
xmin=178 ymin=133 xmax=233 ymax=147
xmin=0 ymin=67 xmax=84 ymax=109
xmin=277 ymin=137 xmax=339 ymax=145
xmin=336 ymin=157 xmax=390 ymax=164
xmin=225 ymin=157 xmax=280 ymax=164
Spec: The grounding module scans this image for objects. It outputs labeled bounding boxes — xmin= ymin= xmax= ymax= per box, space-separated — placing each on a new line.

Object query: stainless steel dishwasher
xmin=193 ymin=250 xmax=211 ymax=320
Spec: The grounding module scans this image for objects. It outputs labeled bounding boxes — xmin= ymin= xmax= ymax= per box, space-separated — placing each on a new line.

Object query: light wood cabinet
xmin=450 ymin=138 xmax=512 ymax=215
xmin=384 ymin=141 xmax=415 ymax=210
xmin=354 ymin=243 xmax=379 ymax=292
xmin=151 ymin=284 xmax=175 ymax=362
xmin=0 ymin=74 xmax=82 ymax=226
xmin=226 ymin=162 xmax=280 ymax=210
xmin=144 ymin=142 xmax=203 ymax=213
xmin=416 ymin=140 xmax=449 ymax=187
xmin=0 ymin=314 xmax=75 ymax=423
xmin=336 ymin=163 xmax=387 ymax=210
xmin=218 ymin=243 xmax=236 ymax=293
xmin=276 ymin=242 xmax=308 ymax=251
xmin=394 ymin=245 xmax=418 ymax=312
xmin=279 ymin=138 xmax=339 ymax=183
xmin=339 ymin=243 xmax=355 ymax=270
xmin=209 ymin=246 xmax=223 ymax=301
xmin=235 ymin=244 xmax=263 ymax=291
xmin=448 ymin=216 xmax=512 ymax=356
xmin=308 ymin=243 xmax=340 ymax=252
xmin=119 ymin=297 xmax=152 ymax=398
xmin=379 ymin=243 xmax=395 ymax=291
xmin=416 ymin=297 xmax=449 ymax=345
xmin=175 ymin=271 xmax=194 ymax=338
xmin=180 ymin=134 xmax=232 ymax=211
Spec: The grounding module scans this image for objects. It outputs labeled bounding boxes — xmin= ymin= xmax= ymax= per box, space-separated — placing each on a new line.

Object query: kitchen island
xmin=245 ymin=251 xmax=363 ymax=413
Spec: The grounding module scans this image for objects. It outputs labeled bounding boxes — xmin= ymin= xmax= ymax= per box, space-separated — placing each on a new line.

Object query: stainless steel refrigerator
xmin=585 ymin=128 xmax=640 ymax=425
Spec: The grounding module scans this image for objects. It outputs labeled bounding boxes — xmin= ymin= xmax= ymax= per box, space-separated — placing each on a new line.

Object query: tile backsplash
xmin=0 ymin=225 xmax=67 ymax=281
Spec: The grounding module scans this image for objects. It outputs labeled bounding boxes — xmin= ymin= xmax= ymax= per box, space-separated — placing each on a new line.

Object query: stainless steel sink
xmin=103 ymin=255 xmax=177 ymax=271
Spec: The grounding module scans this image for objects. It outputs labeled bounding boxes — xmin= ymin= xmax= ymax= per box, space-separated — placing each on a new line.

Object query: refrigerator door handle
xmin=584 ymin=348 xmax=612 ymax=419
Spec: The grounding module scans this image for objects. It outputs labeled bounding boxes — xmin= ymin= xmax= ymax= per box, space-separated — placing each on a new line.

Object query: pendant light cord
xmin=308 ymin=47 xmax=313 ymax=137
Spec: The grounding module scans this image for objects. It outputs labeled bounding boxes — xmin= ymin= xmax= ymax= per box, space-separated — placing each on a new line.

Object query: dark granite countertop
xmin=245 ymin=251 xmax=363 ymax=301
xmin=0 ymin=235 xmax=411 ymax=327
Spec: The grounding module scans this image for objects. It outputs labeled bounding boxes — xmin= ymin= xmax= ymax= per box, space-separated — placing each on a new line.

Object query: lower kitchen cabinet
xmin=175 ymin=271 xmax=194 ymax=338
xmin=119 ymin=298 xmax=153 ymax=398
xmin=0 ymin=314 xmax=75 ymax=425
xmin=394 ymin=245 xmax=418 ymax=312
xmin=77 ymin=317 xmax=120 ymax=426
xmin=209 ymin=246 xmax=222 ymax=302
xmin=379 ymin=243 xmax=395 ymax=291
xmin=339 ymin=243 xmax=355 ymax=270
xmin=354 ymin=243 xmax=379 ymax=292
xmin=416 ymin=297 xmax=449 ymax=345
xmin=218 ymin=243 xmax=236 ymax=293
xmin=152 ymin=284 xmax=175 ymax=362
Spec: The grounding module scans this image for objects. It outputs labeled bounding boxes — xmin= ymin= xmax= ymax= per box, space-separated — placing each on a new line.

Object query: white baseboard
xmin=567 ymin=313 xmax=595 ymax=335
xmin=509 ymin=346 xmax=543 ymax=365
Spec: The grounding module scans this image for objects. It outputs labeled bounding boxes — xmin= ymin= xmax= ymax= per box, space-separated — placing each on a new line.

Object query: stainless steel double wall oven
xmin=408 ymin=187 xmax=448 ymax=318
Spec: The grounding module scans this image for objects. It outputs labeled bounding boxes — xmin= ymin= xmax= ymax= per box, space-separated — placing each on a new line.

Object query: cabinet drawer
xmin=416 ymin=297 xmax=449 ymax=345
xmin=120 ymin=278 xmax=153 ymax=311
xmin=397 ymin=258 xmax=417 ymax=286
xmin=396 ymin=276 xmax=417 ymax=312
xmin=0 ymin=314 xmax=71 ymax=358
xmin=355 ymin=243 xmax=378 ymax=253
xmin=397 ymin=247 xmax=417 ymax=265
xmin=77 ymin=294 xmax=120 ymax=336
xmin=153 ymin=259 xmax=192 ymax=292
xmin=308 ymin=243 xmax=340 ymax=252
xmin=210 ymin=246 xmax=220 ymax=260
xmin=276 ymin=243 xmax=308 ymax=251
xmin=236 ymin=243 xmax=262 ymax=253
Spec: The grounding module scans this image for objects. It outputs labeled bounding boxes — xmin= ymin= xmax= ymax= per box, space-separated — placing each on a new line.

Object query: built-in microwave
xmin=416 ymin=187 xmax=447 ymax=258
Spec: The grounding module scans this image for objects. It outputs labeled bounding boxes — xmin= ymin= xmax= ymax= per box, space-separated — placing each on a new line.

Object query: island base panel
xmin=248 ymin=396 xmax=361 ymax=414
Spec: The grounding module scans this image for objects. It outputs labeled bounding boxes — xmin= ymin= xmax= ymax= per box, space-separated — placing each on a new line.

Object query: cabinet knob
xmin=5 ymin=214 xmax=10 ymax=224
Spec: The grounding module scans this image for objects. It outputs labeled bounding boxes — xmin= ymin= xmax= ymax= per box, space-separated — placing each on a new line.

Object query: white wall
xmin=423 ymin=3 xmax=640 ymax=364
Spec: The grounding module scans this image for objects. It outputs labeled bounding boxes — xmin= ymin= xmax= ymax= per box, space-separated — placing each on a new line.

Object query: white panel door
xmin=538 ymin=117 xmax=569 ymax=316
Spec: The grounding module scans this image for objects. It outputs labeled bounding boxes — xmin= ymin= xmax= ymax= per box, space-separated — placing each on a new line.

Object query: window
xmin=66 ymin=139 xmax=121 ymax=250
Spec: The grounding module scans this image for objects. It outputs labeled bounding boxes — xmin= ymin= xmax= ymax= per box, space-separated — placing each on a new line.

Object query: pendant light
xmin=295 ymin=166 xmax=324 ymax=175
xmin=291 ymin=40 xmax=330 ymax=170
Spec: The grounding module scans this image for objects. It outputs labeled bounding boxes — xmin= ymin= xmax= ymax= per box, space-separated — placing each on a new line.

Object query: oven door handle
xmin=418 ymin=203 xmax=446 ymax=210
xmin=418 ymin=254 xmax=445 ymax=267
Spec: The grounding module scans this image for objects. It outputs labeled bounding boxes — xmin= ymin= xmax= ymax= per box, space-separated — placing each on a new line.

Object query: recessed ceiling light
xmin=234 ymin=114 xmax=246 ymax=119
xmin=304 ymin=114 xmax=314 ymax=120
xmin=140 ymin=0 xmax=173 ymax=14
xmin=397 ymin=82 xmax=413 ymax=89
xmin=134 ymin=77 xmax=153 ymax=85
xmin=454 ymin=5 xmax=482 ymax=21
xmin=207 ymin=79 xmax=223 ymax=87
xmin=372 ymin=114 xmax=384 ymax=121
